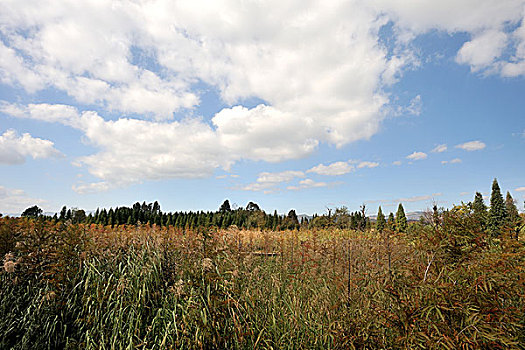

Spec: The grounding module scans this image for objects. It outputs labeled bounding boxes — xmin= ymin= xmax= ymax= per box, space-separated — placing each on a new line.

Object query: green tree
xmin=219 ymin=199 xmax=231 ymax=212
xmin=472 ymin=192 xmax=487 ymax=230
xmin=376 ymin=206 xmax=386 ymax=233
xmin=59 ymin=206 xmax=67 ymax=220
xmin=488 ymin=178 xmax=507 ymax=237
xmin=246 ymin=201 xmax=261 ymax=211
xmin=284 ymin=209 xmax=299 ymax=230
xmin=505 ymin=192 xmax=520 ymax=236
xmin=395 ymin=203 xmax=407 ymax=233
xmin=21 ymin=205 xmax=43 ymax=218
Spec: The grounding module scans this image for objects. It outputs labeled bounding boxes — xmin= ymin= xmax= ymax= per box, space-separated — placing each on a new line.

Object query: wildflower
xmin=3 ymin=252 xmax=17 ymax=273
xmin=168 ymin=279 xmax=185 ymax=297
xmin=202 ymin=257 xmax=214 ymax=272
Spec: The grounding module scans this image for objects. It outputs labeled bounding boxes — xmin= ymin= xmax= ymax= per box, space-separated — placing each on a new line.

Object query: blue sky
xmin=0 ymin=0 xmax=524 ymax=215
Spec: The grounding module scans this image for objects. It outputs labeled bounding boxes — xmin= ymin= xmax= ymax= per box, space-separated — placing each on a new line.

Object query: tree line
xmin=14 ymin=178 xmax=523 ymax=236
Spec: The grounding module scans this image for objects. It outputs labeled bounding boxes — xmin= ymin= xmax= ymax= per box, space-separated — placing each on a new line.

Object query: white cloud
xmin=406 ymin=95 xmax=422 ymax=115
xmin=392 ymin=160 xmax=402 ymax=166
xmin=213 ymin=105 xmax=318 ymax=162
xmin=432 ymin=144 xmax=447 ymax=153
xmin=255 ymin=171 xmax=305 ymax=184
xmin=406 ymin=151 xmax=427 ymax=160
xmin=72 ymin=182 xmax=111 ymax=195
xmin=241 ymin=170 xmax=305 ymax=193
xmin=0 ymin=0 xmax=403 ymax=137
xmin=2 ymin=0 xmax=525 ymax=192
xmin=0 ymin=129 xmax=62 ymax=164
xmin=307 ymin=161 xmax=354 ymax=176
xmin=0 ymin=186 xmax=48 ymax=214
xmin=357 ymin=161 xmax=380 ymax=169
xmin=287 ymin=178 xmax=330 ymax=191
xmin=515 ymin=187 xmax=525 ymax=192
xmin=456 ymin=140 xmax=486 ymax=151
xmin=2 ymin=103 xmax=229 ymax=188
xmin=460 ymin=191 xmax=470 ymax=196
xmin=456 ymin=30 xmax=508 ymax=72
xmin=441 ymin=158 xmax=462 ymax=164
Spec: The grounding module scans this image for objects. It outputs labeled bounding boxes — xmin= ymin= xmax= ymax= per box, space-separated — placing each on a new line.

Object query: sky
xmin=0 ymin=0 xmax=524 ymax=216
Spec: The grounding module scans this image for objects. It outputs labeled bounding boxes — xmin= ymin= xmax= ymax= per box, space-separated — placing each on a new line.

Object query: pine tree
xmin=505 ymin=191 xmax=519 ymax=229
xmin=376 ymin=206 xmax=386 ymax=233
xmin=59 ymin=206 xmax=67 ymax=220
xmin=395 ymin=204 xmax=407 ymax=233
xmin=488 ymin=178 xmax=507 ymax=237
xmin=472 ymin=192 xmax=488 ymax=230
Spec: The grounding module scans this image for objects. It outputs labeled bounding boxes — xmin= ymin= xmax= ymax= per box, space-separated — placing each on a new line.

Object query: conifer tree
xmin=505 ymin=191 xmax=519 ymax=229
xmin=488 ymin=178 xmax=507 ymax=237
xmin=376 ymin=206 xmax=386 ymax=233
xmin=395 ymin=203 xmax=407 ymax=233
xmin=59 ymin=206 xmax=67 ymax=220
xmin=472 ymin=192 xmax=488 ymax=230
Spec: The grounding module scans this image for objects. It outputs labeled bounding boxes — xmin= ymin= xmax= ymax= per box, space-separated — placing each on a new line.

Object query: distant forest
xmin=10 ymin=178 xmax=523 ymax=235
xmin=16 ymin=199 xmax=372 ymax=231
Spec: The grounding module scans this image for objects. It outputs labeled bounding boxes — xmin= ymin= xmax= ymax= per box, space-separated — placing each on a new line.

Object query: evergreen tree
xmin=286 ymin=209 xmax=299 ymax=230
xmin=505 ymin=191 xmax=519 ymax=229
xmin=488 ymin=178 xmax=507 ymax=237
xmin=395 ymin=203 xmax=407 ymax=233
xmin=59 ymin=206 xmax=67 ymax=220
xmin=472 ymin=192 xmax=487 ymax=230
xmin=376 ymin=206 xmax=386 ymax=233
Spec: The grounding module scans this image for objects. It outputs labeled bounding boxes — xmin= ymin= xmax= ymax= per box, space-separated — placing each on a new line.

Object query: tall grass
xmin=0 ymin=217 xmax=524 ymax=349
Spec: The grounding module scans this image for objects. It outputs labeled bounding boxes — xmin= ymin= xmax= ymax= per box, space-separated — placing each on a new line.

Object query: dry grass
xmin=0 ymin=217 xmax=524 ymax=349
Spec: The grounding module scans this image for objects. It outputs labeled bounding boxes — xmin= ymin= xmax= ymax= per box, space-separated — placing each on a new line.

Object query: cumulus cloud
xmin=287 ymin=179 xmax=330 ymax=191
xmin=392 ymin=160 xmax=402 ymax=166
xmin=456 ymin=140 xmax=486 ymax=151
xmin=0 ymin=129 xmax=62 ymax=164
xmin=515 ymin=187 xmax=525 ymax=192
xmin=406 ymin=151 xmax=427 ymax=160
xmin=432 ymin=144 xmax=447 ymax=153
xmin=0 ymin=186 xmax=48 ymax=214
xmin=2 ymin=0 xmax=525 ymax=191
xmin=307 ymin=161 xmax=354 ymax=176
xmin=357 ymin=161 xmax=380 ymax=169
xmin=241 ymin=170 xmax=305 ymax=193
xmin=2 ymin=103 xmax=229 ymax=188
xmin=456 ymin=30 xmax=508 ymax=72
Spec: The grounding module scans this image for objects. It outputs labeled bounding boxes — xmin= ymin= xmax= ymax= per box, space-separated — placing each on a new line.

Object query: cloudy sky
xmin=1 ymin=0 xmax=524 ymax=215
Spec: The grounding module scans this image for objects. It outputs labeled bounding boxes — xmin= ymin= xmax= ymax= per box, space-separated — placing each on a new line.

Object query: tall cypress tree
xmin=376 ymin=206 xmax=386 ymax=233
xmin=488 ymin=178 xmax=507 ymax=237
xmin=396 ymin=203 xmax=407 ymax=233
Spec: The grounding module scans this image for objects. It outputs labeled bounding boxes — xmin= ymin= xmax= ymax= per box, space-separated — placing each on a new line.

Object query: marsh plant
xmin=0 ymin=211 xmax=524 ymax=349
